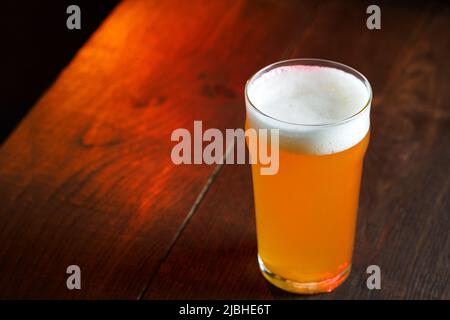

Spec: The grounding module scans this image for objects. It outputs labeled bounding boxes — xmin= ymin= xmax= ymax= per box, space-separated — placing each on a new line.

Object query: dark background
xmin=1 ymin=0 xmax=119 ymax=143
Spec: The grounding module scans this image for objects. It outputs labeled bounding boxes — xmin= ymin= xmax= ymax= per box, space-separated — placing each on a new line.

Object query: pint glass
xmin=245 ymin=59 xmax=372 ymax=294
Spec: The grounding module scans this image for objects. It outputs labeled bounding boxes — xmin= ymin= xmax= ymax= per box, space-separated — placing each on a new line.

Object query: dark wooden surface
xmin=0 ymin=0 xmax=448 ymax=299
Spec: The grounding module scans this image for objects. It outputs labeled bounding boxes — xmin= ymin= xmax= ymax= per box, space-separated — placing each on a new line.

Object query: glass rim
xmin=245 ymin=58 xmax=373 ymax=128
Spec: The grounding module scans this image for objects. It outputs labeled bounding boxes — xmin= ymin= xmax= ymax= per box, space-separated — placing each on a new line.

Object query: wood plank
xmin=0 ymin=0 xmax=317 ymax=298
xmin=144 ymin=1 xmax=450 ymax=299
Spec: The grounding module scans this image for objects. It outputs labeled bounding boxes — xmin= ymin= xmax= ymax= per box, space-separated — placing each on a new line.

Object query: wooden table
xmin=0 ymin=0 xmax=448 ymax=299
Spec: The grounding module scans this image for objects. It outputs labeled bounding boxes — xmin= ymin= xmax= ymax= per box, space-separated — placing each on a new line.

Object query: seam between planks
xmin=137 ymin=144 xmax=234 ymax=300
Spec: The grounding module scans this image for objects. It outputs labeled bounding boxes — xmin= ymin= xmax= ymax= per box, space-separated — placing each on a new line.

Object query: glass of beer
xmin=245 ymin=59 xmax=372 ymax=294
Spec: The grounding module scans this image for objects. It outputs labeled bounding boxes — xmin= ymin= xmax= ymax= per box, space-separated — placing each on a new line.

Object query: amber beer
xmin=245 ymin=59 xmax=372 ymax=293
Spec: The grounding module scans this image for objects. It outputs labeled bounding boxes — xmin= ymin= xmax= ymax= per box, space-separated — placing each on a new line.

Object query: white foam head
xmin=246 ymin=62 xmax=371 ymax=154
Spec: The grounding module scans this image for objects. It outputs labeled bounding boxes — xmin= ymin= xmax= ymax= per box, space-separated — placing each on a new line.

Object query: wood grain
xmin=0 ymin=0 xmax=449 ymax=300
xmin=143 ymin=1 xmax=450 ymax=299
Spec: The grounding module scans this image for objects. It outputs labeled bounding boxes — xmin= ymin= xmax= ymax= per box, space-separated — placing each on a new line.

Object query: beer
xmin=245 ymin=59 xmax=372 ymax=294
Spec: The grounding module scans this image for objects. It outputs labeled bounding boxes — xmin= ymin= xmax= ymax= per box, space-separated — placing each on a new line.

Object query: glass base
xmin=258 ymin=255 xmax=351 ymax=294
